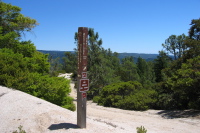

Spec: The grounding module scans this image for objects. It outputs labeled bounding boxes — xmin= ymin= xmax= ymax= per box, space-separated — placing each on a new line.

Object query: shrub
xmin=93 ymin=96 xmax=101 ymax=103
xmin=96 ymin=81 xmax=157 ymax=111
xmin=116 ymin=89 xmax=157 ymax=110
xmin=62 ymin=97 xmax=76 ymax=111
xmin=13 ymin=125 xmax=26 ymax=133
xmin=136 ymin=126 xmax=147 ymax=133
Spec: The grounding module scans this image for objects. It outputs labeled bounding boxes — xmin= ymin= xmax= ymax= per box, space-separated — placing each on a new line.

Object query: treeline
xmin=0 ymin=1 xmax=75 ymax=111
xmin=39 ymin=50 xmax=161 ymax=64
xmin=40 ymin=50 xmax=162 ymax=78
xmin=61 ymin=19 xmax=200 ymax=110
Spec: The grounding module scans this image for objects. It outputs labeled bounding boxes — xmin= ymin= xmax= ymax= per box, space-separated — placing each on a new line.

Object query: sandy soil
xmin=0 ymin=73 xmax=200 ymax=133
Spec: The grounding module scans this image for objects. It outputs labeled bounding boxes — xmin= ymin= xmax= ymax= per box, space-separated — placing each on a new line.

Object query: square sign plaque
xmin=82 ymin=72 xmax=87 ymax=78
xmin=79 ymin=79 xmax=89 ymax=92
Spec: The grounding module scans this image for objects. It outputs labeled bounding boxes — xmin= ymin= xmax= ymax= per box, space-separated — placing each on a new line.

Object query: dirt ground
xmin=69 ymin=75 xmax=200 ymax=133
xmin=0 ymin=74 xmax=200 ymax=133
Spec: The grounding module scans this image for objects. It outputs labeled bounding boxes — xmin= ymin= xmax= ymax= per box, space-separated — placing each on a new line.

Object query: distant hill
xmin=118 ymin=53 xmax=159 ymax=62
xmin=38 ymin=50 xmax=160 ymax=63
xmin=38 ymin=50 xmax=74 ymax=60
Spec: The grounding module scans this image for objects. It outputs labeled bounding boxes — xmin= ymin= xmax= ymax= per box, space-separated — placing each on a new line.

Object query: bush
xmin=13 ymin=125 xmax=26 ymax=133
xmin=16 ymin=73 xmax=75 ymax=111
xmin=61 ymin=97 xmax=76 ymax=111
xmin=0 ymin=48 xmax=75 ymax=111
xmin=93 ymin=96 xmax=101 ymax=103
xmin=115 ymin=89 xmax=157 ymax=110
xmin=96 ymin=81 xmax=157 ymax=111
xmin=136 ymin=126 xmax=147 ymax=133
xmin=6 ymin=72 xmax=75 ymax=111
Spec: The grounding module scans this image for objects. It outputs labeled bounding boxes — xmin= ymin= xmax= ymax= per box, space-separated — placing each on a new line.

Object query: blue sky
xmin=3 ymin=0 xmax=200 ymax=54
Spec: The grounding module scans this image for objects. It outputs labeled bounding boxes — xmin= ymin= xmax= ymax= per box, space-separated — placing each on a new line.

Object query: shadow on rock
xmin=157 ymin=109 xmax=200 ymax=119
xmin=48 ymin=123 xmax=79 ymax=130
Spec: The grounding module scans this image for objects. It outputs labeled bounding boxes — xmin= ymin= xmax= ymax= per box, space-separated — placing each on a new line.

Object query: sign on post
xmin=82 ymin=92 xmax=87 ymax=99
xmin=79 ymin=79 xmax=89 ymax=92
xmin=82 ymin=72 xmax=87 ymax=78
xmin=77 ymin=27 xmax=89 ymax=128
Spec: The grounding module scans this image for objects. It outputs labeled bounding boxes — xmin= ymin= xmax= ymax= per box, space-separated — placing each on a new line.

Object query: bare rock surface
xmin=0 ymin=73 xmax=200 ymax=133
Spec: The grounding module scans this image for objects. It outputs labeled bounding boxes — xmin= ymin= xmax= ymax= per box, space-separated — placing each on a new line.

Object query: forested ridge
xmin=38 ymin=50 xmax=162 ymax=63
xmin=1 ymin=1 xmax=200 ymax=111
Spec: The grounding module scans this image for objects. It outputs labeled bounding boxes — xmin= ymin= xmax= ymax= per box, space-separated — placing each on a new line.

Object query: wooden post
xmin=77 ymin=27 xmax=88 ymax=128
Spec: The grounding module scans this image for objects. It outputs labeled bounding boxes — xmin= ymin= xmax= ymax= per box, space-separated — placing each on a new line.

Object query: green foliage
xmin=121 ymin=89 xmax=157 ymax=110
xmin=153 ymin=51 xmax=172 ymax=82
xmin=137 ymin=57 xmax=155 ymax=85
xmin=156 ymin=18 xmax=200 ymax=110
xmin=13 ymin=125 xmax=26 ymax=133
xmin=164 ymin=56 xmax=200 ymax=109
xmin=0 ymin=28 xmax=19 ymax=49
xmin=154 ymin=82 xmax=175 ymax=109
xmin=61 ymin=96 xmax=76 ymax=111
xmin=49 ymin=57 xmax=63 ymax=76
xmin=119 ymin=56 xmax=140 ymax=82
xmin=0 ymin=1 xmax=75 ymax=111
xmin=183 ymin=38 xmax=200 ymax=61
xmin=0 ymin=49 xmax=75 ymax=110
xmin=188 ymin=18 xmax=200 ymax=40
xmin=62 ymin=52 xmax=77 ymax=74
xmin=96 ymin=81 xmax=157 ymax=111
xmin=75 ymin=28 xmax=121 ymax=99
xmin=162 ymin=34 xmax=187 ymax=60
xmin=93 ymin=96 xmax=101 ymax=103
xmin=0 ymin=1 xmax=38 ymax=36
xmin=0 ymin=48 xmax=49 ymax=85
xmin=136 ymin=126 xmax=147 ymax=133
